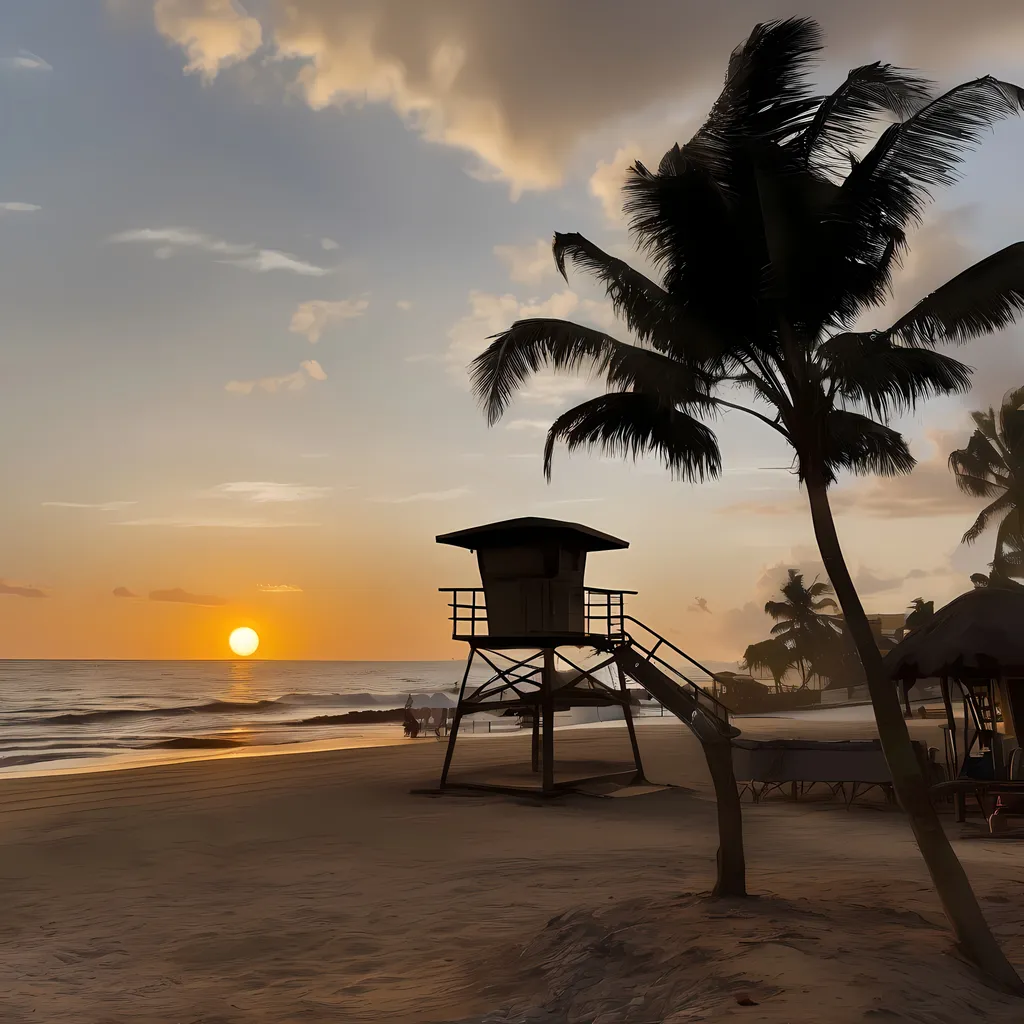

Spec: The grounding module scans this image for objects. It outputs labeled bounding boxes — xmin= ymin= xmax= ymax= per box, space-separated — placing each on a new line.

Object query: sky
xmin=3 ymin=1 xmax=1024 ymax=661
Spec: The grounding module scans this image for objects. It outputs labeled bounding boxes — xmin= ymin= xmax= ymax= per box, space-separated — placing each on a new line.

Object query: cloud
xmin=829 ymin=433 xmax=978 ymax=520
xmin=300 ymin=452 xmax=330 ymax=459
xmin=589 ymin=145 xmax=644 ymax=224
xmin=153 ymin=0 xmax=262 ymax=82
xmin=853 ymin=568 xmax=905 ymax=596
xmin=212 ymin=481 xmax=331 ymax=502
xmin=146 ymin=1 xmax=1024 ymax=196
xmin=0 ymin=50 xmax=51 ymax=72
xmin=373 ymin=486 xmax=470 ymax=503
xmin=0 ymin=202 xmax=41 ymax=213
xmin=112 ymin=587 xmax=138 ymax=598
xmin=0 ymin=580 xmax=46 ymax=598
xmin=533 ymin=496 xmax=604 ymax=508
xmin=688 ymin=597 xmax=712 ymax=614
xmin=289 ymin=298 xmax=368 ymax=342
xmin=493 ymin=239 xmax=556 ymax=285
xmin=149 ymin=587 xmax=227 ymax=606
xmin=395 ymin=299 xmax=413 ymax=311
xmin=225 ymin=359 xmax=327 ymax=394
xmin=505 ymin=419 xmax=551 ymax=433
xmin=257 ymin=583 xmax=303 ymax=592
xmin=320 ymin=236 xmax=338 ymax=250
xmin=118 ymin=517 xmax=319 ymax=528
xmin=42 ymin=500 xmax=137 ymax=511
xmin=109 ymin=227 xmax=330 ymax=276
xmin=301 ymin=358 xmax=327 ymax=380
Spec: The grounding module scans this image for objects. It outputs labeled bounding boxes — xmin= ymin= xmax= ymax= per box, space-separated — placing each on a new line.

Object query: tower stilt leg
xmin=542 ymin=648 xmax=555 ymax=793
xmin=618 ymin=661 xmax=646 ymax=783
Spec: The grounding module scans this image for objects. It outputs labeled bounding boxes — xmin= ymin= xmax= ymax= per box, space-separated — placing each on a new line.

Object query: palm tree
xmin=905 ymin=597 xmax=935 ymax=632
xmin=764 ymin=570 xmax=838 ymax=687
xmin=470 ymin=17 xmax=1024 ymax=988
xmin=741 ymin=637 xmax=796 ymax=693
xmin=950 ymin=387 xmax=1024 ymax=579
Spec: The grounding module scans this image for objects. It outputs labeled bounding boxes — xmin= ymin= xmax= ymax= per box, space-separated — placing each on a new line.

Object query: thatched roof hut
xmin=884 ymin=588 xmax=1024 ymax=683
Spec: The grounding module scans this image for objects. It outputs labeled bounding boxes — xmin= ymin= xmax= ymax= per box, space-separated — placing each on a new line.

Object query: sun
xmin=228 ymin=627 xmax=260 ymax=657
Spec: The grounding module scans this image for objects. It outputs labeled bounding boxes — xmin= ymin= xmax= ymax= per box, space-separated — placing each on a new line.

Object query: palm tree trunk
xmin=690 ymin=710 xmax=746 ymax=898
xmin=804 ymin=473 xmax=1023 ymax=993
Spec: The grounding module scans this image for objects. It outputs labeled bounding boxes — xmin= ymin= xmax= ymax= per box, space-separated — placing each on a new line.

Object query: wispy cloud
xmin=149 ymin=587 xmax=227 ymax=607
xmin=373 ymin=487 xmax=471 ymax=504
xmin=320 ymin=237 xmax=338 ymax=250
xmin=290 ymin=298 xmax=369 ymax=343
xmin=493 ymin=238 xmax=556 ymax=284
xmin=505 ymin=419 xmax=551 ymax=433
xmin=0 ymin=202 xmax=41 ymax=213
xmin=257 ymin=583 xmax=303 ymax=593
xmin=153 ymin=0 xmax=261 ymax=81
xmin=225 ymin=359 xmax=326 ymax=395
xmin=211 ymin=481 xmax=331 ymax=503
xmin=118 ymin=517 xmax=319 ymax=528
xmin=0 ymin=50 xmax=51 ymax=72
xmin=112 ymin=587 xmax=138 ymax=598
xmin=396 ymin=299 xmax=413 ymax=311
xmin=109 ymin=227 xmax=331 ymax=276
xmin=42 ymin=500 xmax=137 ymax=512
xmin=0 ymin=580 xmax=46 ymax=598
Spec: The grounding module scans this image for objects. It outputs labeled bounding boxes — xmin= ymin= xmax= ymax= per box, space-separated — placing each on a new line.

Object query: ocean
xmin=0 ymin=660 xmax=499 ymax=776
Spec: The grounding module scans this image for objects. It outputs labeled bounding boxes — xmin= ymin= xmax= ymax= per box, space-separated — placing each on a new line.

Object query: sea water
xmin=0 ymin=660 xmax=495 ymax=774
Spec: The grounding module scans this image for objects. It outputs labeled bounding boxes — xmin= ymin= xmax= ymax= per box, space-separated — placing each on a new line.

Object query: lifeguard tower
xmin=436 ymin=517 xmax=731 ymax=796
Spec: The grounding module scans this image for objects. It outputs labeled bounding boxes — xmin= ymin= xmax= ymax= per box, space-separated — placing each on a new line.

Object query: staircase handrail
xmin=621 ymin=615 xmax=732 ymax=721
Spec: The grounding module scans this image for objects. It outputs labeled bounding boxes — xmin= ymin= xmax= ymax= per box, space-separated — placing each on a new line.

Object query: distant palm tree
xmin=470 ymin=17 xmax=1024 ymax=984
xmin=741 ymin=637 xmax=797 ymax=693
xmin=764 ymin=570 xmax=838 ymax=688
xmin=950 ymin=387 xmax=1024 ymax=579
xmin=905 ymin=597 xmax=935 ymax=632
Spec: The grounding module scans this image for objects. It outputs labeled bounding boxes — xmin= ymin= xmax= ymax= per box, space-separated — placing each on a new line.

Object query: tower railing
xmin=439 ymin=587 xmax=637 ymax=641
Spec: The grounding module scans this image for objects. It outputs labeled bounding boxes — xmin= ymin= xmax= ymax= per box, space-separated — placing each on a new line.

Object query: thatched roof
xmin=883 ymin=588 xmax=1024 ymax=681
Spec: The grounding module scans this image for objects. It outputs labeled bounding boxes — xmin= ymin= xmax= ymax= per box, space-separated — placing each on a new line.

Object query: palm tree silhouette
xmin=741 ymin=637 xmax=797 ymax=693
xmin=905 ymin=597 xmax=935 ymax=632
xmin=471 ymin=17 xmax=1024 ymax=986
xmin=764 ymin=570 xmax=838 ymax=688
xmin=950 ymin=387 xmax=1024 ymax=582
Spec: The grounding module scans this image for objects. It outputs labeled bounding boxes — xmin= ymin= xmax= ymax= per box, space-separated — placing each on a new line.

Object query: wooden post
xmin=440 ymin=649 xmax=475 ymax=789
xmin=542 ymin=648 xmax=555 ymax=793
xmin=617 ymin=662 xmax=645 ymax=783
xmin=531 ymin=706 xmax=540 ymax=772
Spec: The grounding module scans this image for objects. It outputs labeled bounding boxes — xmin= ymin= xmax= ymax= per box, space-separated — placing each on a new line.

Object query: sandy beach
xmin=0 ymin=714 xmax=1019 ymax=1023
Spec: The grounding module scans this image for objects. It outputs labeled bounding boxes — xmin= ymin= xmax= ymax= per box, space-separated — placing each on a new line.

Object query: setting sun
xmin=228 ymin=627 xmax=259 ymax=658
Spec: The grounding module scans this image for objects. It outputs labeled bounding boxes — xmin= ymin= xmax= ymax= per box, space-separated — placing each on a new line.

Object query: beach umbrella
xmin=883 ymin=588 xmax=1024 ymax=683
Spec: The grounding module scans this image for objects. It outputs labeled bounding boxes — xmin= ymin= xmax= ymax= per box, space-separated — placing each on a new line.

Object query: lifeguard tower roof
xmin=436 ymin=517 xmax=628 ymax=552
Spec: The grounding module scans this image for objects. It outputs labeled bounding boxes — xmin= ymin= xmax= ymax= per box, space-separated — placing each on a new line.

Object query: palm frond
xmin=799 ymin=63 xmax=932 ymax=171
xmin=821 ymin=410 xmax=915 ymax=481
xmin=698 ymin=17 xmax=823 ymax=154
xmin=887 ymin=242 xmax=1024 ymax=346
xmin=961 ymin=492 xmax=1013 ymax=544
xmin=551 ymin=232 xmax=725 ymax=361
xmin=820 ymin=332 xmax=973 ymax=416
xmin=541 ymin=392 xmax=722 ymax=482
xmin=842 ymin=77 xmax=1024 ymax=231
xmin=470 ymin=319 xmax=712 ymax=425
xmin=949 ymin=431 xmax=1006 ymax=497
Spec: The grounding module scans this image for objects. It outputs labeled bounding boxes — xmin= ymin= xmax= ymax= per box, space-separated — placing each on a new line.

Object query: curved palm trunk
xmin=805 ymin=473 xmax=1023 ymax=993
xmin=690 ymin=710 xmax=746 ymax=897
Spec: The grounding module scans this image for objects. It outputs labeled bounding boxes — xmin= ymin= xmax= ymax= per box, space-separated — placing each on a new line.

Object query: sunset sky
xmin=4 ymin=1 xmax=1024 ymax=661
